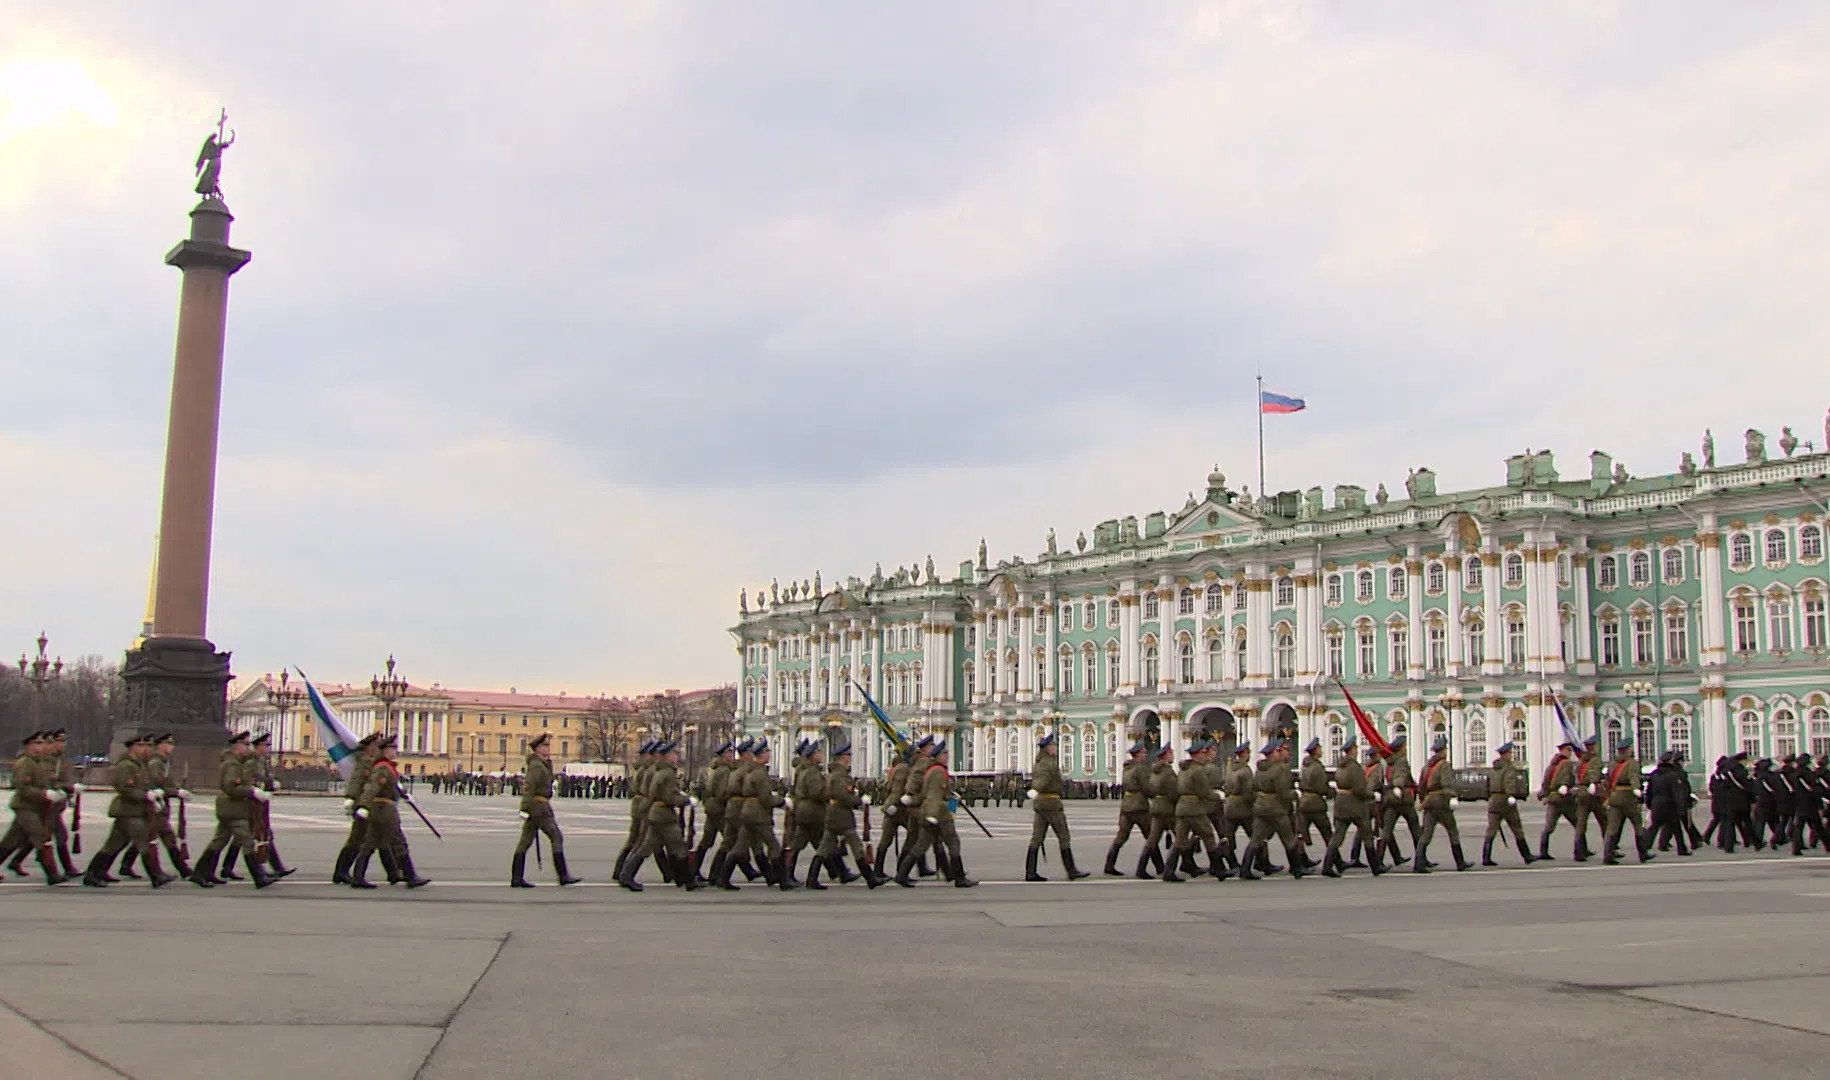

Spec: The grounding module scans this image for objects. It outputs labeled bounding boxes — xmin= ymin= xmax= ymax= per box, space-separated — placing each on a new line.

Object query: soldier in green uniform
xmin=1412 ymin=735 xmax=1473 ymax=873
xmin=1238 ymin=740 xmax=1305 ymax=881
xmin=333 ymin=734 xmax=382 ymax=884
xmin=1133 ymin=744 xmax=1176 ymax=879
xmin=1603 ymin=741 xmax=1655 ymax=864
xmin=811 ymin=742 xmax=882 ymax=889
xmin=511 ymin=733 xmax=580 ymax=887
xmin=613 ymin=740 xmax=656 ymax=883
xmin=349 ymin=734 xmax=429 ymax=889
xmin=894 ymin=740 xmax=975 ymax=888
xmin=724 ymin=740 xmax=792 ymax=890
xmin=0 ymin=732 xmax=66 ymax=885
xmin=1483 ymin=742 xmax=1537 ymax=866
xmin=186 ymin=732 xmax=273 ymax=888
xmin=116 ymin=733 xmax=195 ymax=881
xmin=223 ymin=732 xmax=296 ymax=880
xmin=1536 ymin=740 xmax=1581 ymax=861
xmin=1360 ymin=743 xmax=1388 ymax=869
xmin=1220 ymin=743 xmax=1255 ymax=864
xmin=689 ymin=739 xmax=736 ymax=884
xmin=618 ymin=741 xmax=700 ymax=892
xmin=1377 ymin=736 xmax=1422 ymax=869
xmin=1573 ymin=736 xmax=1607 ymax=861
xmin=81 ymin=735 xmax=177 ymax=888
xmin=1105 ymin=741 xmax=1151 ymax=876
xmin=1296 ymin=737 xmax=1334 ymax=853
xmin=784 ymin=740 xmax=828 ymax=887
xmin=1026 ymin=731 xmax=1089 ymax=882
xmin=1322 ymin=736 xmax=1381 ymax=876
xmin=42 ymin=729 xmax=81 ymax=879
xmin=1163 ymin=741 xmax=1226 ymax=882
xmin=875 ymin=741 xmax=934 ymax=880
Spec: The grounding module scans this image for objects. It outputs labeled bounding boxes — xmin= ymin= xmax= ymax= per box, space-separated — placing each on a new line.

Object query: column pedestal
xmin=114 ymin=636 xmax=233 ymax=785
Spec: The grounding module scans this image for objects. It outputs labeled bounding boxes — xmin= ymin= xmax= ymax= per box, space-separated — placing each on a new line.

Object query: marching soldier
xmin=1790 ymin=753 xmax=1824 ymax=856
xmin=1361 ymin=743 xmax=1388 ymax=869
xmin=872 ymin=742 xmax=917 ymax=880
xmin=1378 ymin=736 xmax=1422 ymax=869
xmin=891 ymin=736 xmax=941 ymax=880
xmin=1412 ymin=735 xmax=1472 ymax=873
xmin=511 ymin=733 xmax=580 ymax=887
xmin=118 ymin=733 xmax=195 ymax=881
xmin=1322 ymin=735 xmax=1379 ymax=876
xmin=332 ymin=734 xmax=382 ymax=884
xmin=613 ymin=740 xmax=656 ymax=884
xmin=187 ymin=732 xmax=273 ymax=888
xmin=42 ymin=729 xmax=81 ymax=879
xmin=1602 ymin=740 xmax=1654 ymax=864
xmin=1026 ymin=730 xmax=1089 ymax=882
xmin=1536 ymin=740 xmax=1581 ymax=861
xmin=1483 ymin=742 xmax=1535 ymax=866
xmin=784 ymin=740 xmax=828 ymax=887
xmin=1573 ymin=736 xmax=1608 ymax=860
xmin=82 ymin=735 xmax=176 ymax=888
xmin=1218 ymin=743 xmax=1255 ymax=868
xmin=223 ymin=732 xmax=296 ymax=880
xmin=1296 ymin=737 xmax=1333 ymax=853
xmin=1239 ymin=739 xmax=1304 ymax=881
xmin=1135 ymin=743 xmax=1177 ymax=879
xmin=617 ymin=741 xmax=699 ymax=892
xmin=1645 ymin=751 xmax=1691 ymax=856
xmin=0 ymin=732 xmax=65 ymax=885
xmin=688 ymin=739 xmax=734 ymax=883
xmin=894 ymin=740 xmax=974 ymax=888
xmin=351 ymin=735 xmax=431 ymax=889
xmin=734 ymin=740 xmax=792 ymax=890
xmin=1105 ymin=741 xmax=1151 ymax=876
xmin=811 ymin=742 xmax=882 ymax=889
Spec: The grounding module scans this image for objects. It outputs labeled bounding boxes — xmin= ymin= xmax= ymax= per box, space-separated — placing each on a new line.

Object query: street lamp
xmin=265 ymin=670 xmax=304 ymax=761
xmin=1623 ymin=680 xmax=1655 ymax=758
xmin=18 ymin=631 xmax=63 ymax=729
xmin=370 ymin=655 xmax=407 ymax=746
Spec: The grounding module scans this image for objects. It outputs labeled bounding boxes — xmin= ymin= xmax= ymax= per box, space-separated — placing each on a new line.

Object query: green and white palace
xmin=733 ymin=420 xmax=1830 ymax=783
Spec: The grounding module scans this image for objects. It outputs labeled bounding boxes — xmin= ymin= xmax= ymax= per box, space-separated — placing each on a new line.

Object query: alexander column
xmin=114 ymin=112 xmax=252 ymax=780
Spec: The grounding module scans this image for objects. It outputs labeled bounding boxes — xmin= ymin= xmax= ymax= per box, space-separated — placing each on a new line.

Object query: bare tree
xmin=0 ymin=655 xmax=121 ymax=758
xmin=579 ymin=695 xmax=635 ymax=763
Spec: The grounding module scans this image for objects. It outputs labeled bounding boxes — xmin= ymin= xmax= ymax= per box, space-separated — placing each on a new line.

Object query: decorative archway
xmin=1187 ymin=705 xmax=1238 ymax=756
xmin=1264 ymin=702 xmax=1299 ymax=741
xmin=1130 ymin=707 xmax=1163 ymax=750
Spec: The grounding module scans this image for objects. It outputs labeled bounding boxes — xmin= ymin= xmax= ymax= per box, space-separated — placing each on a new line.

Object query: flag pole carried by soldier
xmin=349 ymin=734 xmax=430 ymax=889
xmin=1105 ymin=740 xmax=1151 ymax=876
xmin=332 ymin=734 xmax=386 ymax=885
xmin=1482 ymin=742 xmax=1537 ymax=867
xmin=511 ymin=733 xmax=580 ymax=888
xmin=1025 ymin=729 xmax=1089 ymax=882
xmin=0 ymin=732 xmax=67 ymax=885
xmin=1377 ymin=735 xmax=1421 ymax=869
xmin=1536 ymin=739 xmax=1582 ymax=861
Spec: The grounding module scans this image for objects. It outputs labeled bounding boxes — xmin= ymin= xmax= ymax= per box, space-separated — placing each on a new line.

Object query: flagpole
xmin=1255 ymin=373 xmax=1266 ymax=500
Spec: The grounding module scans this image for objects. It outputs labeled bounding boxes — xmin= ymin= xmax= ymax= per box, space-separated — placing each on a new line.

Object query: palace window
xmin=1143 ymin=642 xmax=1160 ymax=685
xmin=1729 ymin=533 xmax=1753 ymax=569
xmin=1233 ymin=588 xmax=1246 ymax=613
xmin=1236 ymin=635 xmax=1248 ymax=680
xmin=1357 ymin=627 xmax=1377 ymax=677
xmin=1107 ymin=646 xmax=1120 ymax=690
xmin=901 ymin=625 xmax=912 ymax=650
xmin=1665 ymin=610 xmax=1689 ymax=664
xmin=1802 ymin=524 xmax=1824 ymax=562
xmin=1060 ymin=604 xmax=1073 ymax=633
xmin=1207 ymin=637 xmax=1225 ymax=681
xmin=1775 ymin=710 xmax=1799 ymax=759
xmin=1636 ymin=716 xmax=1656 ymax=762
xmin=1506 ymin=613 xmax=1527 ymax=668
xmin=1204 ymin=583 xmax=1223 ymax=614
xmin=1597 ymin=556 xmax=1618 ymax=589
xmin=1605 ymin=718 xmax=1624 ymax=756
xmin=1629 ymin=552 xmax=1651 ymax=588
xmin=1768 ymin=595 xmax=1794 ymax=652
xmin=1325 ymin=574 xmax=1343 ymax=606
xmin=1631 ymin=614 xmax=1654 ymax=666
xmin=1467 ymin=618 xmax=1486 ymax=666
xmin=1325 ymin=631 xmax=1344 ymax=678
xmin=1738 ymin=712 xmax=1761 ymax=756
xmin=1426 ymin=562 xmax=1445 ymax=595
xmin=1467 ymin=718 xmax=1487 ymax=764
xmin=1356 ymin=570 xmax=1374 ymax=604
xmin=1058 ymin=648 xmax=1073 ymax=694
xmin=1560 ymin=612 xmax=1574 ymax=662
xmin=1083 ymin=603 xmax=1096 ymax=631
xmin=1809 ymin=707 xmax=1830 ymax=759
xmin=964 ymin=664 xmax=975 ymax=700
xmin=1327 ymin=723 xmax=1345 ymax=760
xmin=1275 ymin=576 xmax=1294 ymax=608
xmin=1389 ymin=625 xmax=1409 ymax=676
xmin=1274 ymin=630 xmax=1295 ymax=681
xmin=1081 ymin=728 xmax=1097 ymax=775
xmin=1426 ymin=624 xmax=1446 ymax=673
xmin=1510 ymin=717 xmax=1529 ymax=768
xmin=1666 ymin=714 xmax=1690 ymax=761
xmin=1504 ymin=553 xmax=1525 ymax=588
xmin=1180 ymin=641 xmax=1195 ymax=684
xmin=1804 ymin=595 xmax=1827 ymax=649
xmin=1765 ymin=529 xmax=1789 ymax=566
xmin=1107 ymin=600 xmax=1120 ymax=628
xmin=1662 ymin=547 xmax=1684 ymax=584
xmin=1733 ymin=597 xmax=1758 ymax=652
xmin=1144 ymin=592 xmax=1160 ymax=620
xmin=1179 ymin=588 xmax=1196 ymax=616
xmin=1388 ymin=566 xmax=1406 ymax=601
xmin=1599 ymin=619 xmax=1621 ymax=667
xmin=1465 ymin=556 xmax=1483 ymax=590
xmin=965 ymin=626 xmax=976 ymax=651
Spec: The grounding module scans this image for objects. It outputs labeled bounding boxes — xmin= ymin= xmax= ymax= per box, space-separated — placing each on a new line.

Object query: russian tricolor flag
xmin=1259 ymin=389 xmax=1306 ymax=415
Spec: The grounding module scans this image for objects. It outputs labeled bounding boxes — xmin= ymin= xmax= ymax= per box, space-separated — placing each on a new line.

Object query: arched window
xmin=1206 ymin=636 xmax=1225 ymax=682
xmin=1325 ymin=574 xmax=1343 ymax=606
xmin=1801 ymin=524 xmax=1824 ymax=562
xmin=1667 ymin=713 xmax=1691 ymax=760
xmin=1465 ymin=556 xmax=1484 ymax=590
xmin=1178 ymin=587 xmax=1195 ymax=615
xmin=1768 ymin=593 xmax=1794 ymax=652
xmin=1236 ymin=634 xmax=1248 ymax=681
xmin=1142 ymin=641 xmax=1159 ymax=686
xmin=1809 ymin=706 xmax=1830 ymax=758
xmin=1606 ymin=717 xmax=1625 ymax=755
xmin=1107 ymin=599 xmax=1120 ymax=628
xmin=1389 ymin=622 xmax=1409 ymax=676
xmin=1357 ymin=625 xmax=1377 ymax=677
xmin=1509 ymin=716 xmax=1528 ymax=768
xmin=1766 ymin=529 xmax=1789 ymax=566
xmin=1204 ymin=583 xmax=1223 ymax=614
xmin=1179 ymin=641 xmax=1195 ymax=684
xmin=1388 ymin=566 xmax=1406 ymax=600
xmin=963 ymin=663 xmax=975 ymax=701
xmin=1805 ymin=593 xmax=1827 ymax=649
xmin=1356 ymin=569 xmax=1375 ymax=603
xmin=1467 ymin=617 xmax=1486 ymax=665
xmin=1082 ymin=602 xmax=1096 ymax=631
xmin=1636 ymin=715 xmax=1657 ymax=762
xmin=1732 ymin=594 xmax=1759 ymax=652
xmin=1275 ymin=576 xmax=1295 ymax=607
xmin=1504 ymin=553 xmax=1525 ymax=587
xmin=1426 ymin=562 xmax=1445 ymax=594
xmin=1426 ymin=623 xmax=1446 ymax=672
xmin=1597 ymin=555 xmax=1618 ymax=589
xmin=1556 ymin=553 xmax=1571 ymax=588
xmin=1390 ymin=720 xmax=1409 ymax=745
xmin=1665 ymin=608 xmax=1689 ymax=664
xmin=1058 ymin=647 xmax=1074 ymax=695
xmin=1060 ymin=731 xmax=1074 ymax=774
xmin=1325 ymin=629 xmax=1345 ymax=677
xmin=1737 ymin=711 xmax=1761 ymax=756
xmin=1059 ymin=603 xmax=1073 ymax=634
xmin=1081 ymin=644 xmax=1097 ymax=695
xmin=1662 ymin=547 xmax=1684 ymax=584
xmin=1729 ymin=533 xmax=1753 ymax=569
xmin=1327 ymin=722 xmax=1345 ymax=760
xmin=1467 ymin=718 xmax=1488 ymax=764
xmin=1774 ymin=709 xmax=1799 ymax=758
xmin=1628 ymin=551 xmax=1651 ymax=588
xmin=1081 ymin=726 xmax=1097 ymax=775
xmin=1144 ymin=592 xmax=1160 ymax=620
xmin=1506 ymin=611 xmax=1527 ymax=668
xmin=1106 ymin=645 xmax=1120 ymax=690
xmin=1631 ymin=611 xmax=1655 ymax=666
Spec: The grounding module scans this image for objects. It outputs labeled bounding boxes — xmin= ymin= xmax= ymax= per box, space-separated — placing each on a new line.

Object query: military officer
xmin=1135 ymin=743 xmax=1177 ymax=879
xmin=784 ymin=740 xmax=828 ymax=887
xmin=811 ymin=742 xmax=882 ymax=889
xmin=618 ymin=741 xmax=699 ymax=892
xmin=1163 ymin=740 xmax=1221 ymax=883
xmin=1322 ymin=735 xmax=1379 ymax=876
xmin=1572 ymin=736 xmax=1608 ymax=860
xmin=613 ymin=741 xmax=657 ymax=883
xmin=80 ymin=735 xmax=177 ymax=888
xmin=894 ymin=740 xmax=975 ymax=888
xmin=872 ymin=742 xmax=917 ymax=880
xmin=225 ymin=732 xmax=296 ymax=880
xmin=1790 ymin=752 xmax=1824 ymax=856
xmin=511 ymin=733 xmax=580 ymax=887
xmin=1412 ymin=735 xmax=1472 ymax=873
xmin=1220 ymin=743 xmax=1255 ymax=860
xmin=1360 ymin=742 xmax=1389 ymax=869
xmin=332 ymin=734 xmax=383 ymax=884
xmin=41 ymin=729 xmax=81 ymax=879
xmin=0 ymin=732 xmax=65 ymax=885
xmin=351 ymin=735 xmax=430 ymax=889
xmin=1378 ymin=736 xmax=1422 ymax=869
xmin=1237 ymin=739 xmax=1304 ymax=881
xmin=1105 ymin=741 xmax=1151 ymax=876
xmin=1602 ymin=740 xmax=1655 ymax=864
xmin=1535 ymin=740 xmax=1581 ymax=861
xmin=117 ymin=733 xmax=195 ymax=881
xmin=1482 ymin=742 xmax=1536 ymax=866
xmin=688 ymin=740 xmax=736 ymax=884
xmin=730 ymin=739 xmax=792 ymax=890
xmin=184 ymin=732 xmax=273 ymax=888
xmin=889 ymin=736 xmax=941 ymax=880
xmin=1296 ymin=737 xmax=1334 ymax=852
xmin=1026 ymin=730 xmax=1089 ymax=882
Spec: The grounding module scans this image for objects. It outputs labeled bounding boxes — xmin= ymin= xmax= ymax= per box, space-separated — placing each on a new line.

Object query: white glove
xmin=271 ymin=780 xmax=283 ymax=792
xmin=45 ymin=790 xmax=67 ymax=805
xmin=689 ymin=796 xmax=702 ymax=808
xmin=1373 ymin=791 xmax=1384 ymax=802
xmin=899 ymin=795 xmax=914 ymax=806
xmin=1557 ymin=785 xmax=1569 ymax=797
xmin=1026 ymin=789 xmax=1039 ymax=801
xmin=355 ymin=807 xmax=370 ymax=820
xmin=784 ymin=797 xmax=795 ymax=811
xmin=1587 ymin=784 xmax=1598 ymax=795
xmin=861 ymin=795 xmax=872 ymax=806
xmin=252 ymin=788 xmax=273 ymax=803
xmin=926 ymin=817 xmax=939 ymax=825
xmin=176 ymin=789 xmax=192 ymax=801
xmin=1508 ymin=796 xmax=1517 ymax=806
xmin=1327 ymin=780 xmax=1338 ymax=791
xmin=518 ymin=811 xmax=530 ymax=820
xmin=72 ymin=783 xmax=85 ymax=793
xmin=341 ymin=798 xmax=355 ymax=812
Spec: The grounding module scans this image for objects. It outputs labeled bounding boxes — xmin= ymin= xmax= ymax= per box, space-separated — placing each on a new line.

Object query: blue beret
xmin=1037 ymin=731 xmax=1056 ymax=747
xmin=1431 ymin=735 xmax=1449 ymax=752
xmin=1389 ymin=735 xmax=1407 ymax=750
xmin=715 ymin=740 xmax=734 ymax=755
xmin=1258 ymin=739 xmax=1279 ymax=755
xmin=833 ymin=743 xmax=852 ymax=757
xmin=1304 ymin=737 xmax=1322 ymax=753
xmin=1495 ymin=741 xmax=1514 ymax=754
xmin=1583 ymin=736 xmax=1599 ymax=747
xmin=930 ymin=740 xmax=949 ymax=754
xmin=1128 ymin=740 xmax=1149 ymax=755
xmin=1156 ymin=743 xmax=1175 ymax=759
xmin=1341 ymin=735 xmax=1358 ymax=752
xmin=914 ymin=734 xmax=935 ymax=750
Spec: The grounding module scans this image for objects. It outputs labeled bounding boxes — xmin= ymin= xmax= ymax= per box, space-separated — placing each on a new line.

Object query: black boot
xmin=219 ymin=845 xmax=243 ymax=881
xmin=1025 ymin=847 xmax=1047 ymax=882
xmin=1208 ymin=849 xmax=1232 ymax=881
xmin=38 ymin=849 xmax=66 ymax=886
xmin=617 ymin=855 xmax=646 ymax=892
xmin=1451 ymin=842 xmax=1472 ymax=872
xmin=118 ymin=850 xmax=143 ymax=880
xmin=952 ymin=854 xmax=977 ymax=888
xmin=1104 ymin=842 xmax=1124 ymax=877
xmin=1517 ymin=836 xmax=1537 ymax=865
xmin=511 ymin=853 xmax=534 ymax=888
xmin=612 ymin=849 xmax=629 ymax=881
xmin=783 ymin=851 xmax=802 ymax=888
xmin=145 ymin=849 xmax=176 ymax=889
xmin=265 ymin=845 xmax=297 ymax=879
xmin=332 ymin=846 xmax=356 ymax=885
xmin=893 ymin=850 xmax=917 ymax=887
xmin=834 ymin=856 xmax=861 ymax=884
xmin=242 ymin=851 xmax=272 ymax=890
xmin=1236 ymin=842 xmax=1262 ymax=881
xmin=89 ymin=848 xmax=121 ymax=883
xmin=1134 ymin=849 xmax=1156 ymax=880
xmin=348 ymin=852 xmax=378 ymax=889
xmin=1368 ymin=840 xmax=1387 ymax=876
xmin=1636 ymin=839 xmax=1656 ymax=864
xmin=1412 ymin=842 xmax=1432 ymax=873
xmin=917 ymin=854 xmax=936 ymax=878
xmin=554 ymin=851 xmax=581 ymax=886
xmin=805 ymin=856 xmax=828 ymax=890
xmin=736 ymin=855 xmax=761 ymax=881
xmin=709 ymin=852 xmax=739 ymax=891
xmin=1348 ymin=837 xmax=1366 ymax=869
xmin=1481 ymin=837 xmax=1497 ymax=867
xmin=1321 ymin=849 xmax=1342 ymax=878
xmin=188 ymin=848 xmax=222 ymax=888
xmin=166 ymin=844 xmax=195 ymax=881
xmin=861 ymin=856 xmax=884 ymax=889
xmin=399 ymin=853 xmax=431 ymax=888
xmin=1537 ymin=834 xmax=1555 ymax=861
xmin=1289 ymin=847 xmax=1308 ymax=880
xmin=1061 ymin=847 xmax=1091 ymax=881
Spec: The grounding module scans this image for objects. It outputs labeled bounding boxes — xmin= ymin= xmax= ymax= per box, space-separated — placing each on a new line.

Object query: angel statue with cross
xmin=195 ymin=109 xmax=236 ymax=198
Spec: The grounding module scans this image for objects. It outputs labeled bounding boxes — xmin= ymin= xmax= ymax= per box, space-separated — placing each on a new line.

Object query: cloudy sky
xmin=3 ymin=1 xmax=1828 ymax=696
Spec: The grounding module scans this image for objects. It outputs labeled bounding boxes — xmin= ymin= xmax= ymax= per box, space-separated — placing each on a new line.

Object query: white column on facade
xmin=1120 ymin=583 xmax=1140 ymax=692
xmin=1522 ymin=542 xmax=1545 ymax=676
xmin=1043 ymin=591 xmax=1058 ymax=697
xmin=1446 ymin=549 xmax=1466 ymax=673
xmin=971 ymin=611 xmax=989 ymax=705
xmin=827 ymin=623 xmax=841 ymax=707
xmin=1406 ymin=545 xmax=1425 ymax=681
xmin=1697 ymin=518 xmax=1727 ymax=666
xmin=938 ymin=614 xmax=956 ymax=709
xmin=848 ymin=622 xmax=863 ymax=710
xmin=1541 ymin=543 xmax=1567 ymax=677
xmin=1482 ymin=547 xmax=1504 ymax=677
xmin=766 ymin=638 xmax=779 ymax=715
xmin=1246 ymin=564 xmax=1271 ymax=689
xmin=1224 ymin=585 xmax=1240 ymax=682
xmin=1294 ymin=558 xmax=1318 ymax=684
xmin=1156 ymin=578 xmax=1174 ymax=695
xmin=1572 ymin=548 xmax=1595 ymax=671
xmin=869 ymin=619 xmax=884 ymax=706
xmin=1018 ymin=595 xmax=1034 ymax=699
xmin=995 ymin=605 xmax=1010 ymax=698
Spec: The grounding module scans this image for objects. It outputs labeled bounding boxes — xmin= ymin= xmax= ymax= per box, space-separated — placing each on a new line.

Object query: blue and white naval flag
xmin=300 ymin=670 xmax=362 ymax=780
xmin=1552 ymin=695 xmax=1585 ymax=749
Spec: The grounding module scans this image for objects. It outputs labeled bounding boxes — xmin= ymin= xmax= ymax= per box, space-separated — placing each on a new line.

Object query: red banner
xmin=1337 ymin=679 xmax=1393 ymax=757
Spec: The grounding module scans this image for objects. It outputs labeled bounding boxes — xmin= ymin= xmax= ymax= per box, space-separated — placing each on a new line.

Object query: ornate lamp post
xmin=370 ymin=655 xmax=407 ymax=746
xmin=265 ymin=669 xmax=303 ymax=761
xmin=19 ymin=631 xmax=63 ymax=729
xmin=1623 ymin=680 xmax=1655 ymax=758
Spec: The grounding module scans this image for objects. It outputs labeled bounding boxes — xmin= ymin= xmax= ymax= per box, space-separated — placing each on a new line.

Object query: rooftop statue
xmin=193 ymin=109 xmax=235 ymax=199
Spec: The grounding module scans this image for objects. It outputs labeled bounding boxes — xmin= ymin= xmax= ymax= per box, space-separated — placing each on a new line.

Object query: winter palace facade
xmin=732 ymin=422 xmax=1830 ymax=783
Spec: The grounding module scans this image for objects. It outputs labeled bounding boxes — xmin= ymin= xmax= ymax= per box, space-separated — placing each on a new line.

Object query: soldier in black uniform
xmin=1791 ymin=753 xmax=1825 ymax=855
xmin=1777 ymin=754 xmax=1799 ymax=844
xmin=1752 ymin=757 xmax=1782 ymax=850
xmin=1645 ymin=752 xmax=1692 ymax=856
